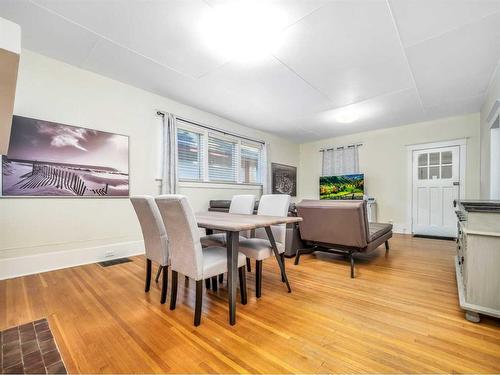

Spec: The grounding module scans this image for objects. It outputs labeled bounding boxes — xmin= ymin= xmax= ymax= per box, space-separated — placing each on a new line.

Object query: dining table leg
xmin=265 ymin=226 xmax=292 ymax=293
xmin=226 ymin=230 xmax=239 ymax=325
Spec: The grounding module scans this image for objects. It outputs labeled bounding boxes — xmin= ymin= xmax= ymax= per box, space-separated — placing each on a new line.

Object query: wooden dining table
xmin=195 ymin=211 xmax=302 ymax=325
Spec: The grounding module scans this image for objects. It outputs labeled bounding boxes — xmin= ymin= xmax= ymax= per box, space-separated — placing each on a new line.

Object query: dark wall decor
xmin=1 ymin=115 xmax=129 ymax=197
xmin=271 ymin=163 xmax=297 ymax=196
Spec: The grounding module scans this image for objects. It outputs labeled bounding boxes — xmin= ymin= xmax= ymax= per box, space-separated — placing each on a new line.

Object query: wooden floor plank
xmin=1 ymin=234 xmax=499 ymax=373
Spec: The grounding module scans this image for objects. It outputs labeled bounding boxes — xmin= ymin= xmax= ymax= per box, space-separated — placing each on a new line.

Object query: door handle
xmin=453 ymin=182 xmax=460 ymax=186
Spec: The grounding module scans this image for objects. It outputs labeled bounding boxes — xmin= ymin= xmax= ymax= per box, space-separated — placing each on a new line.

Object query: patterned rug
xmin=1 ymin=318 xmax=67 ymax=374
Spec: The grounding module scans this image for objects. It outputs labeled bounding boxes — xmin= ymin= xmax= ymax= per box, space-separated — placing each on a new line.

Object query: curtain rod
xmin=319 ymin=143 xmax=363 ymax=152
xmin=156 ymin=111 xmax=265 ymax=145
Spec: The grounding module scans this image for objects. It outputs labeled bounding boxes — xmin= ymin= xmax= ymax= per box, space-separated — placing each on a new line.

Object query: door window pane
xmin=429 ymin=166 xmax=440 ymax=179
xmin=441 ymin=165 xmax=452 ymax=179
xmin=418 ymin=167 xmax=428 ymax=180
xmin=418 ymin=153 xmax=428 ymax=166
xmin=177 ymin=129 xmax=202 ymax=180
xmin=441 ymin=151 xmax=452 ymax=164
xmin=208 ymin=136 xmax=237 ymax=182
xmin=429 ymin=152 xmax=440 ymax=165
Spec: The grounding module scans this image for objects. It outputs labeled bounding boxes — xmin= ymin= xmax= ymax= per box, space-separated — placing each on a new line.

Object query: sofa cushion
xmin=368 ymin=222 xmax=393 ymax=242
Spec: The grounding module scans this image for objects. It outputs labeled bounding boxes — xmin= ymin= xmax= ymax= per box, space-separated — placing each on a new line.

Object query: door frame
xmin=406 ymin=138 xmax=467 ymax=235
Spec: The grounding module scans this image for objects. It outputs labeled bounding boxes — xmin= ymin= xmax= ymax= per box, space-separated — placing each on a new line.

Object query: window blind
xmin=208 ymin=135 xmax=238 ymax=182
xmin=240 ymin=143 xmax=261 ymax=184
xmin=177 ymin=128 xmax=203 ymax=180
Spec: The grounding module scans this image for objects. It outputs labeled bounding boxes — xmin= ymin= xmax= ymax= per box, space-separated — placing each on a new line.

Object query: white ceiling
xmin=1 ymin=0 xmax=499 ymax=142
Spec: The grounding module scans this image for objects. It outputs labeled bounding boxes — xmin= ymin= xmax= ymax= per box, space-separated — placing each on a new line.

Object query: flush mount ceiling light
xmin=201 ymin=2 xmax=286 ymax=62
xmin=335 ymin=108 xmax=359 ymax=124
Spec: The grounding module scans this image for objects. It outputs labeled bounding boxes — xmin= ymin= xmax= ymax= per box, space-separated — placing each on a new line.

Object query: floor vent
xmin=98 ymin=258 xmax=133 ymax=267
xmin=413 ymin=234 xmax=455 ymax=241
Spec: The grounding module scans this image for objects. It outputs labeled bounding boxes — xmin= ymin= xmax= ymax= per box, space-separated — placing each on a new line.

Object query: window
xmin=417 ymin=150 xmax=453 ymax=180
xmin=176 ymin=120 xmax=263 ymax=185
xmin=321 ymin=144 xmax=360 ymax=176
xmin=177 ymin=128 xmax=203 ymax=180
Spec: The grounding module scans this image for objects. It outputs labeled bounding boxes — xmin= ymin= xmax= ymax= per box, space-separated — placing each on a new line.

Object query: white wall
xmin=480 ymin=63 xmax=500 ymax=199
xmin=298 ymin=114 xmax=481 ymax=232
xmin=0 ymin=50 xmax=299 ymax=278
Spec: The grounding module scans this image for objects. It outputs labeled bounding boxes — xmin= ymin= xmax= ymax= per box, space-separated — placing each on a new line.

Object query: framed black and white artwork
xmin=1 ymin=115 xmax=129 ymax=197
xmin=271 ymin=163 xmax=296 ymax=197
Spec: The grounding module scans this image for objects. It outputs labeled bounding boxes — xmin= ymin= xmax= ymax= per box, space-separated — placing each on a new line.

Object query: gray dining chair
xmin=202 ymin=194 xmax=256 ymax=246
xmin=155 ymin=194 xmax=247 ymax=326
xmin=238 ymin=194 xmax=291 ymax=297
xmin=201 ymin=194 xmax=256 ymax=289
xmin=130 ymin=195 xmax=169 ymax=304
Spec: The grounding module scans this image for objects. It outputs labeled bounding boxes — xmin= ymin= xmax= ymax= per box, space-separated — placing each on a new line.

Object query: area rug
xmin=1 ymin=318 xmax=67 ymax=374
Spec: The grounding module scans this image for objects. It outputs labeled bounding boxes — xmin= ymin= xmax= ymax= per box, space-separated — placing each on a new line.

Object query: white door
xmin=412 ymin=146 xmax=460 ymax=237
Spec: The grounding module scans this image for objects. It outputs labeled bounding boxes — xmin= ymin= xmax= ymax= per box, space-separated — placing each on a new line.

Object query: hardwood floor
xmin=1 ymin=234 xmax=499 ymax=373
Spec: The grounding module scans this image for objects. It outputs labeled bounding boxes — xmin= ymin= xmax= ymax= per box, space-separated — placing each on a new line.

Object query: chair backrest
xmin=296 ymin=200 xmax=369 ymax=248
xmin=229 ymin=194 xmax=256 ymax=214
xmin=254 ymin=194 xmax=291 ymax=244
xmin=130 ymin=195 xmax=169 ymax=266
xmin=155 ymin=195 xmax=203 ymax=280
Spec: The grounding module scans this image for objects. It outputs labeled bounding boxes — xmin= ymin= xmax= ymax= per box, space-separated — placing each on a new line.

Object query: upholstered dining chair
xmin=130 ymin=195 xmax=169 ymax=304
xmin=238 ymin=194 xmax=291 ymax=298
xmin=201 ymin=194 xmax=256 ymax=289
xmin=202 ymin=194 xmax=256 ymax=246
xmin=155 ymin=194 xmax=247 ymax=326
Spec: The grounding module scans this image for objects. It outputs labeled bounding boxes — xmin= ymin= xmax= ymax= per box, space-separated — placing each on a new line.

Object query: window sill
xmin=178 ymin=180 xmax=263 ymax=190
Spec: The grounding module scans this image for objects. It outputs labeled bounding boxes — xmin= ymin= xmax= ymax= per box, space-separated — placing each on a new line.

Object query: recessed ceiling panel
xmin=273 ymin=0 xmax=413 ymax=106
xmin=0 ymin=0 xmax=98 ymax=67
xmin=407 ymin=12 xmax=500 ymax=107
xmin=389 ymin=0 xmax=500 ymax=47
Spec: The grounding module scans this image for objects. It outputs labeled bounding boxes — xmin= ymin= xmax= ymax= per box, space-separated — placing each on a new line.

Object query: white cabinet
xmin=455 ymin=201 xmax=500 ymax=322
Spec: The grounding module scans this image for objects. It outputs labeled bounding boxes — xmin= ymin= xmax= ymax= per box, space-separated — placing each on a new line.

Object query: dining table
xmin=195 ymin=211 xmax=303 ymax=325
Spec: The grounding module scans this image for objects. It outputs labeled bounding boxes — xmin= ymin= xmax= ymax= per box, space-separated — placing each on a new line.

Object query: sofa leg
xmin=294 ymin=246 xmax=316 ymax=265
xmin=349 ymin=252 xmax=355 ymax=278
xmin=385 ymin=240 xmax=389 ymax=251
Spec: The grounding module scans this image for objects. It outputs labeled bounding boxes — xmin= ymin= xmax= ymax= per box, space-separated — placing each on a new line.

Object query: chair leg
xmin=185 ymin=275 xmax=189 ymax=286
xmin=160 ymin=265 xmax=168 ymax=304
xmin=154 ymin=265 xmax=163 ymax=283
xmin=255 ymin=260 xmax=263 ymax=298
xmin=349 ymin=252 xmax=355 ymax=278
xmin=211 ymin=276 xmax=218 ymax=292
xmin=385 ymin=240 xmax=390 ymax=251
xmin=205 ymin=278 xmax=211 ymax=289
xmin=246 ymin=257 xmax=251 ymax=272
xmin=280 ymin=253 xmax=286 ymax=282
xmin=170 ymin=271 xmax=178 ymax=310
xmin=218 ymin=274 xmax=224 ymax=283
xmin=194 ymin=280 xmax=203 ymax=327
xmin=145 ymin=259 xmax=152 ymax=292
xmin=238 ymin=266 xmax=247 ymax=305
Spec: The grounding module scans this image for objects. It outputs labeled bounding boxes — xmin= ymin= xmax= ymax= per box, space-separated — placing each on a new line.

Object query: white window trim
xmin=176 ymin=122 xmax=264 ymax=187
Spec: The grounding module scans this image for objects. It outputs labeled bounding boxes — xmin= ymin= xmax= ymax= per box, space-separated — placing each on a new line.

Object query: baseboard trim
xmin=0 ymin=240 xmax=144 ymax=280
xmin=391 ymin=223 xmax=409 ymax=234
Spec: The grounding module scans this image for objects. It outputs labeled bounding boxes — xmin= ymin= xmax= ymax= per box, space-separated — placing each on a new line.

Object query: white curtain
xmin=160 ymin=113 xmax=178 ymax=194
xmin=261 ymin=142 xmax=271 ymax=194
xmin=322 ymin=144 xmax=360 ymax=176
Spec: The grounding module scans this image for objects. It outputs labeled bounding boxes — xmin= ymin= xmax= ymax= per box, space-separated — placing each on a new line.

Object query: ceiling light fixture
xmin=201 ymin=2 xmax=286 ymax=62
xmin=335 ymin=108 xmax=359 ymax=124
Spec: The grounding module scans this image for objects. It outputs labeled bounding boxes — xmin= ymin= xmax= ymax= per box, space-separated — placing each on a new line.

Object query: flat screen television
xmin=319 ymin=174 xmax=364 ymax=200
